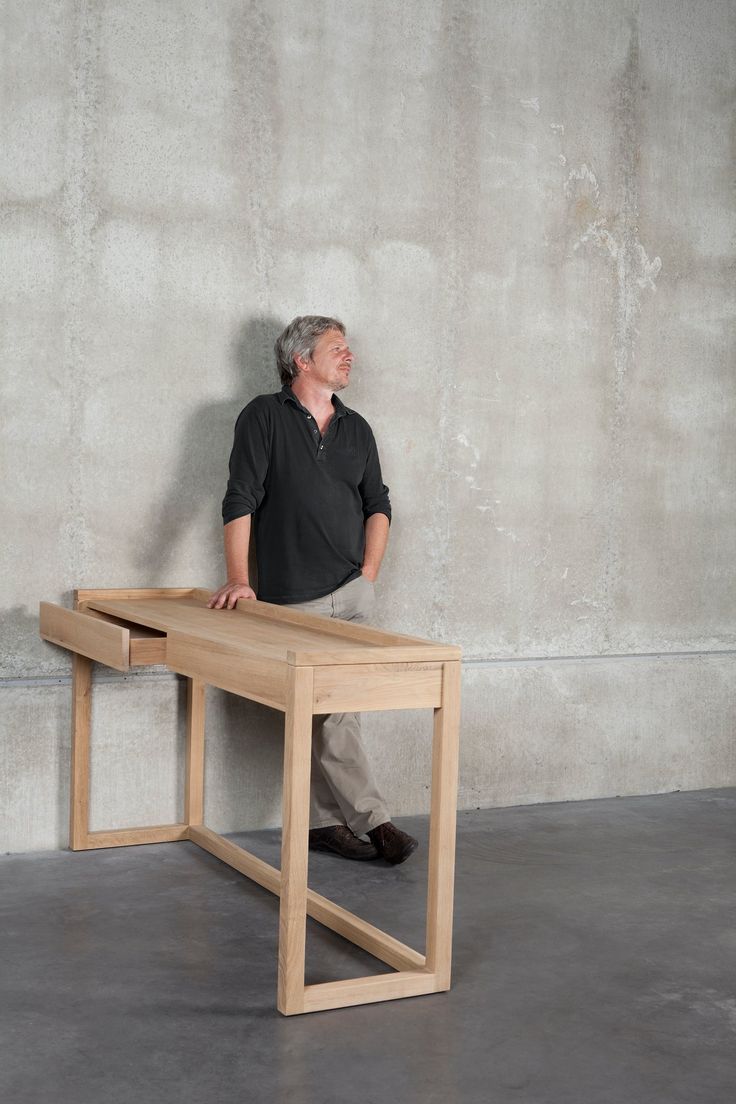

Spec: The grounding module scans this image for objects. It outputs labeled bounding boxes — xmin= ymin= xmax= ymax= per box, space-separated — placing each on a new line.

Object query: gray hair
xmin=274 ymin=315 xmax=346 ymax=385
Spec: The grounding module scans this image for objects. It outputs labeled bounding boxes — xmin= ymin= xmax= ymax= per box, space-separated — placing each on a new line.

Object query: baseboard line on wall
xmin=464 ymin=648 xmax=736 ymax=668
xmin=1 ymin=669 xmax=179 ymax=690
xmin=3 ymin=647 xmax=735 ymax=690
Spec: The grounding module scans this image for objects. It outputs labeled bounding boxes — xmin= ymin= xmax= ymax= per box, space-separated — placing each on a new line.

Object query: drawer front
xmin=312 ymin=662 xmax=444 ymax=713
xmin=39 ymin=603 xmax=130 ymax=671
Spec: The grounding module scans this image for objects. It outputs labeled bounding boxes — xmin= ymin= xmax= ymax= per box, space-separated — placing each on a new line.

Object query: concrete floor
xmin=2 ymin=789 xmax=735 ymax=1104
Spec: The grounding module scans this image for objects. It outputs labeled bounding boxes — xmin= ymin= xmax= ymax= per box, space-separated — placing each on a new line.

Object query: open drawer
xmin=39 ymin=602 xmax=167 ymax=670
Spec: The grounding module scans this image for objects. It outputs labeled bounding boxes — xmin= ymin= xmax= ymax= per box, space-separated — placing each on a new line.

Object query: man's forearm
xmin=362 ymin=512 xmax=390 ymax=580
xmin=224 ymin=515 xmax=251 ymax=583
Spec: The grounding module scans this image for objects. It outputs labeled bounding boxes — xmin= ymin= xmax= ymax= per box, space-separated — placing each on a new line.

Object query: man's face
xmin=303 ymin=328 xmax=354 ymax=392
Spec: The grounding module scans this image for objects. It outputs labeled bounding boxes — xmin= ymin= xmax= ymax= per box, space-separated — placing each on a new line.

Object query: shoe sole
xmin=308 ymin=840 xmax=379 ymax=861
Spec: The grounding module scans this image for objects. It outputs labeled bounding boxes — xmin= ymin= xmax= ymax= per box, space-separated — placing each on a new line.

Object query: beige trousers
xmin=284 ymin=574 xmax=390 ymax=836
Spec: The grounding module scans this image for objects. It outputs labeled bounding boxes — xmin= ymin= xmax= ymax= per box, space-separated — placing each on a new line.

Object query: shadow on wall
xmin=1 ymin=605 xmax=52 ymax=678
xmin=132 ymin=314 xmax=287 ymax=836
xmin=136 ymin=313 xmax=285 ymax=582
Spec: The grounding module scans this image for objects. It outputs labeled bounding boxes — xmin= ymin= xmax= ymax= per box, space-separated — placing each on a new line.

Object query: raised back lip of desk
xmin=83 ymin=595 xmax=462 ymax=667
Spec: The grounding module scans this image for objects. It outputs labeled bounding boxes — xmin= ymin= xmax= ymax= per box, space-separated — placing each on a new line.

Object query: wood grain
xmin=305 ymin=889 xmax=425 ymax=972
xmin=83 ymin=825 xmax=189 ymax=849
xmin=69 ymin=653 xmax=92 ymax=850
xmin=75 ymin=587 xmax=198 ymax=604
xmin=231 ymin=593 xmax=437 ymax=647
xmin=129 ymin=636 xmax=167 ymax=665
xmin=288 ymin=645 xmax=461 ymax=667
xmin=83 ymin=595 xmax=460 ymax=668
xmin=277 ymin=665 xmax=313 ymax=1016
xmin=166 ymin=631 xmax=287 ymax=710
xmin=188 ymin=826 xmax=281 ymax=894
xmin=185 ymin=679 xmax=206 ymax=826
xmin=77 ymin=607 xmax=166 ymax=665
xmin=312 ymin=662 xmax=443 ymax=713
xmin=40 ymin=602 xmax=129 ymax=671
xmin=300 ymin=971 xmax=439 ymax=1015
xmin=187 ymin=826 xmax=425 ymax=972
xmin=425 ymin=660 xmax=462 ymax=989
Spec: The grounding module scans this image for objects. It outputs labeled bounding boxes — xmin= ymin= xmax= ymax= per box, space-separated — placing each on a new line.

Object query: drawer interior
xmin=82 ymin=607 xmax=167 ymax=665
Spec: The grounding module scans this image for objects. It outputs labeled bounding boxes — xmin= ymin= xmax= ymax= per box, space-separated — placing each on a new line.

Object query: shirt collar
xmin=278 ymin=384 xmax=350 ymax=419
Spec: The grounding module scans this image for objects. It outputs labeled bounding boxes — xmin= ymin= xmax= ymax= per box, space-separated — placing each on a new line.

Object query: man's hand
xmin=360 ymin=565 xmax=378 ymax=583
xmin=207 ymin=582 xmax=257 ymax=609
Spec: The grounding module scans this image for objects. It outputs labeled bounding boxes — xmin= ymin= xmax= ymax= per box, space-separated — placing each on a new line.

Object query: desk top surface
xmin=84 ymin=593 xmax=461 ymax=667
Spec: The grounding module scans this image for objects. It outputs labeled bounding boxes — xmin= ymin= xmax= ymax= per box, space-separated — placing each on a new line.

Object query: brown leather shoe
xmin=308 ymin=825 xmax=379 ymax=861
xmin=368 ymin=822 xmax=419 ymax=865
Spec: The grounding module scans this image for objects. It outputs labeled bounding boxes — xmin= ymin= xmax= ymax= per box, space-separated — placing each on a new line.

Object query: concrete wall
xmin=2 ymin=0 xmax=734 ymax=853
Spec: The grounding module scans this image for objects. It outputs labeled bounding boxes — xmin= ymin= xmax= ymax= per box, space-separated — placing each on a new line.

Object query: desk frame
xmin=52 ymin=587 xmax=461 ymax=1016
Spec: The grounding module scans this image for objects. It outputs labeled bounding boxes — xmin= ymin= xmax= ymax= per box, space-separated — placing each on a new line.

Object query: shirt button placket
xmin=306 ymin=413 xmax=320 ymax=456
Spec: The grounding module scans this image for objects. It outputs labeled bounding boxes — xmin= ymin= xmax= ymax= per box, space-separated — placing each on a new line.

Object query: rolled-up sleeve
xmin=359 ymin=430 xmax=391 ymax=523
xmin=221 ymin=401 xmax=271 ymax=524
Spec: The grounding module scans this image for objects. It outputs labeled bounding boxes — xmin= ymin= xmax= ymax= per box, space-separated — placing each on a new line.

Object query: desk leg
xmin=425 ymin=659 xmax=461 ymax=989
xmin=70 ymin=653 xmax=92 ymax=850
xmin=185 ymin=678 xmax=206 ymax=827
xmin=278 ymin=665 xmax=314 ymax=1016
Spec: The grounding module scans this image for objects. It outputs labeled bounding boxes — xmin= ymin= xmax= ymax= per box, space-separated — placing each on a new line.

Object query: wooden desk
xmin=40 ymin=587 xmax=461 ymax=1015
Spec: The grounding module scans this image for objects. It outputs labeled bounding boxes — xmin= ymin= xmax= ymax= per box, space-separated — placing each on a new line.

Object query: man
xmin=207 ymin=316 xmax=418 ymax=865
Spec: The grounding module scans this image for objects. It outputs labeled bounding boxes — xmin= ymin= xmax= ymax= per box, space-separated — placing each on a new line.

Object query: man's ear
xmin=293 ymin=352 xmax=310 ymax=375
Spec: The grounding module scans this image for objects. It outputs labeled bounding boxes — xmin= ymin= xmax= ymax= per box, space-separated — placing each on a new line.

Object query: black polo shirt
xmin=222 ymin=385 xmax=391 ymax=604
